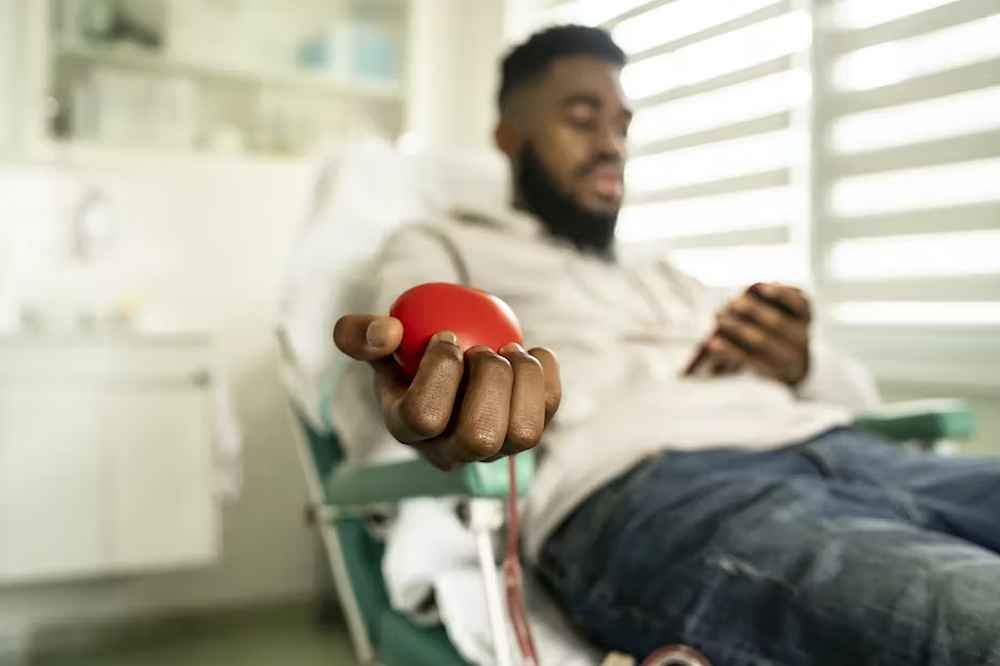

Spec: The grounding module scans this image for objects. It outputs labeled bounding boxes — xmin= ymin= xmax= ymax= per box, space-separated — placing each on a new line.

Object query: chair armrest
xmin=853 ymin=399 xmax=976 ymax=443
xmin=324 ymin=450 xmax=536 ymax=507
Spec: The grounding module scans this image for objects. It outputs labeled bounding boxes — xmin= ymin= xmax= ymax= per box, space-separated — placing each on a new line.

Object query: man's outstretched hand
xmin=333 ymin=315 xmax=561 ymax=470
xmin=686 ymin=282 xmax=812 ymax=386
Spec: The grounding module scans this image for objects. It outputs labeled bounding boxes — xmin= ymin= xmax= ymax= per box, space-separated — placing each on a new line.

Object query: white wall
xmin=405 ymin=0 xmax=506 ymax=153
xmin=0 ymin=154 xmax=323 ymax=654
xmin=0 ymin=1 xmax=24 ymax=156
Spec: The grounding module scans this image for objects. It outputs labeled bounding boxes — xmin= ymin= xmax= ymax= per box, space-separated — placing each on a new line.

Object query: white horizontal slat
xmin=830 ymin=325 xmax=1000 ymax=353
xmin=626 ymin=0 xmax=791 ymax=62
xmin=830 ymin=0 xmax=999 ymax=54
xmin=828 ymin=229 xmax=1000 ymax=281
xmin=623 ymin=12 xmax=808 ymax=100
xmin=825 ymin=276 xmax=1000 ymax=302
xmin=830 ymin=157 xmax=1000 ymax=217
xmin=854 ymin=357 xmax=1000 ymax=391
xmin=628 ymin=130 xmax=795 ymax=194
xmin=827 ymin=0 xmax=961 ymax=31
xmin=831 ymin=300 xmax=1000 ymax=324
xmin=632 ymin=112 xmax=791 ymax=156
xmin=829 ymin=57 xmax=1000 ymax=116
xmin=668 ymin=243 xmax=806 ymax=287
xmin=823 ymin=328 xmax=1000 ymax=390
xmin=827 ymin=325 xmax=1000 ymax=384
xmin=662 ymin=225 xmax=789 ymax=249
xmin=830 ymin=84 xmax=1000 ymax=154
xmin=831 ymin=13 xmax=1000 ymax=93
xmin=830 ymin=127 xmax=1000 ymax=177
xmin=629 ymin=70 xmax=807 ymax=145
xmin=831 ymin=202 xmax=1000 ymax=240
xmin=634 ymin=55 xmax=795 ymax=108
xmin=618 ymin=186 xmax=793 ymax=240
xmin=600 ymin=0 xmax=671 ymax=29
xmin=628 ymin=168 xmax=790 ymax=204
xmin=540 ymin=0 xmax=658 ymax=29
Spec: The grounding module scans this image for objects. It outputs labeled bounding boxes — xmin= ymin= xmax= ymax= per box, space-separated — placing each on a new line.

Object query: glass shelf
xmin=46 ymin=0 xmax=408 ymax=158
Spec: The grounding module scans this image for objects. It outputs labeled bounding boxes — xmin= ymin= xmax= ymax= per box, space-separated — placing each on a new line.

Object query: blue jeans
xmin=538 ymin=428 xmax=1000 ymax=665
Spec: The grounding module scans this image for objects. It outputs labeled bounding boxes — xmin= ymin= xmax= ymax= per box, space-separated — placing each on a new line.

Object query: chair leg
xmin=285 ymin=405 xmax=377 ymax=664
xmin=319 ymin=515 xmax=378 ymax=664
xmin=469 ymin=498 xmax=514 ymax=666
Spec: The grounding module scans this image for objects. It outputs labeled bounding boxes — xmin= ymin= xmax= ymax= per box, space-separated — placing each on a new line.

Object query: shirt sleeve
xmin=329 ymin=223 xmax=465 ymax=465
xmin=369 ymin=224 xmax=466 ymax=313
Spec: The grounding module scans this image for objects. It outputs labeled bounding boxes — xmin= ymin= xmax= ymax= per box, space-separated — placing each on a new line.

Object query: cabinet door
xmin=0 ymin=378 xmax=218 ymax=582
xmin=0 ymin=385 xmax=106 ymax=582
xmin=105 ymin=384 xmax=218 ymax=571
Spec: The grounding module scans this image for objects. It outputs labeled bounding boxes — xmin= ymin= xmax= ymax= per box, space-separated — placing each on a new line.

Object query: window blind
xmin=527 ymin=0 xmax=1000 ymax=384
xmin=815 ymin=0 xmax=1000 ymax=383
xmin=537 ymin=0 xmax=815 ymax=289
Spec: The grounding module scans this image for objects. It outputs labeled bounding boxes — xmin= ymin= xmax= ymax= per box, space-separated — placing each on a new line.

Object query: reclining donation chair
xmin=280 ymin=140 xmax=978 ymax=665
xmin=288 ymin=397 xmax=976 ymax=666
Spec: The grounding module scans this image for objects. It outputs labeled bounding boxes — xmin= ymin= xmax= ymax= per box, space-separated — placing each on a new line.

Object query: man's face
xmin=517 ymin=55 xmax=632 ymax=218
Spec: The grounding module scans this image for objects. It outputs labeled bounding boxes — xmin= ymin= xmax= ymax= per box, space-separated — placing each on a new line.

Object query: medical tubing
xmin=505 ymin=454 xmax=541 ymax=665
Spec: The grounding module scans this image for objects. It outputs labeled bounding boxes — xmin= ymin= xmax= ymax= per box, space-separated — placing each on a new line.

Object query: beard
xmin=516 ymin=143 xmax=619 ymax=260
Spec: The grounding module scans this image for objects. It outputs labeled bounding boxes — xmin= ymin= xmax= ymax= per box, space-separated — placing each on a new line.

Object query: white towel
xmin=383 ymin=497 xmax=602 ymax=666
xmin=382 ymin=498 xmax=476 ymax=625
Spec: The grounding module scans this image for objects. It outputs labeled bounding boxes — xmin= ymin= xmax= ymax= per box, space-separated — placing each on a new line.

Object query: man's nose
xmin=593 ymin=122 xmax=626 ymax=162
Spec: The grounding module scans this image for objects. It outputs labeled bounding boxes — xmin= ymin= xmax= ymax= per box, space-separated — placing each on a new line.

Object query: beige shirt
xmin=332 ymin=205 xmax=880 ymax=560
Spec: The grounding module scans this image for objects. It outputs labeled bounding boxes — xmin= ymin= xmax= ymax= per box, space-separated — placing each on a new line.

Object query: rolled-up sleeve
xmin=330 ymin=224 xmax=465 ymax=464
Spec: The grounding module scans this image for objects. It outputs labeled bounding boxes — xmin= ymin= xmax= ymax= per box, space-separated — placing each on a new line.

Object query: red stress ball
xmin=389 ymin=282 xmax=524 ymax=377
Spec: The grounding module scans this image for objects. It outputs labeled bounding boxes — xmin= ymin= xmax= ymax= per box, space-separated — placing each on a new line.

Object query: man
xmin=332 ymin=25 xmax=1000 ymax=665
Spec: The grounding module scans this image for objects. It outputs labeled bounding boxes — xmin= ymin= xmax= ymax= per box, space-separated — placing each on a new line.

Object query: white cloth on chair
xmin=383 ymin=497 xmax=603 ymax=666
xmin=382 ymin=498 xmax=475 ymax=626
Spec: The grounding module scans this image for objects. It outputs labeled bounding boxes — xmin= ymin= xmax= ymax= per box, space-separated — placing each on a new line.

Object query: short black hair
xmin=498 ymin=25 xmax=626 ymax=113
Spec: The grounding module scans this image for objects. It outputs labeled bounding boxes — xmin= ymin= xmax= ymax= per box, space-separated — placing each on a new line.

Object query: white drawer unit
xmin=0 ymin=334 xmax=219 ymax=584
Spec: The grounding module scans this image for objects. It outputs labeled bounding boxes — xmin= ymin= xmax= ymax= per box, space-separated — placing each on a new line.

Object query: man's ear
xmin=494 ymin=118 xmax=523 ymax=159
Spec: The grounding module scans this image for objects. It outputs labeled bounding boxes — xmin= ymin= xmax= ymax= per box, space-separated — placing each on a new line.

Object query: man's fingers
xmin=709 ymin=356 xmax=741 ymax=376
xmin=348 ymin=323 xmax=557 ymax=467
xmin=717 ymin=314 xmax=798 ymax=364
xmin=385 ymin=331 xmax=464 ymax=444
xmin=705 ymin=336 xmax=775 ymax=380
xmin=498 ymin=343 xmax=546 ymax=453
xmin=411 ymin=438 xmax=465 ymax=472
xmin=527 ymin=347 xmax=561 ymax=424
xmin=714 ymin=314 xmax=807 ymax=384
xmin=451 ymin=347 xmax=514 ymax=461
xmin=731 ymin=295 xmax=809 ymax=347
xmin=754 ymin=282 xmax=812 ymax=322
xmin=333 ymin=315 xmax=404 ymax=361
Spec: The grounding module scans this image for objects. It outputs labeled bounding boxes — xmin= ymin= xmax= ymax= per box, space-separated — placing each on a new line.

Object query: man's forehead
xmin=541 ymin=55 xmax=626 ymax=102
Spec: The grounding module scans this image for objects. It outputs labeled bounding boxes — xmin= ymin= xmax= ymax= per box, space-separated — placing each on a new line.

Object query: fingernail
xmin=432 ymin=330 xmax=459 ymax=346
xmin=366 ymin=320 xmax=386 ymax=347
xmin=499 ymin=341 xmax=524 ymax=354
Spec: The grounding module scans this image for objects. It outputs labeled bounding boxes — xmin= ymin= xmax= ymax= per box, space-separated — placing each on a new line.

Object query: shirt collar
xmin=450 ymin=203 xmax=547 ymax=240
